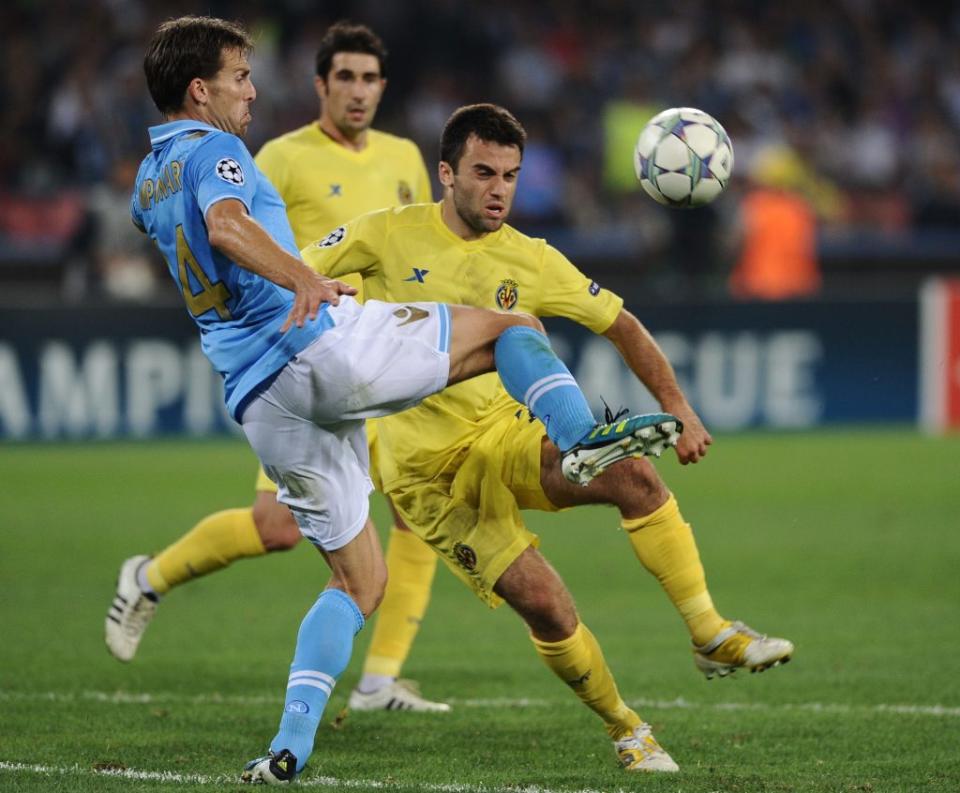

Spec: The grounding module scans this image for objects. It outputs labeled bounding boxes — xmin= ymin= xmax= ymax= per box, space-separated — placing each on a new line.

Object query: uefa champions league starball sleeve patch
xmin=215 ymin=157 xmax=245 ymax=186
xmin=315 ymin=226 xmax=346 ymax=248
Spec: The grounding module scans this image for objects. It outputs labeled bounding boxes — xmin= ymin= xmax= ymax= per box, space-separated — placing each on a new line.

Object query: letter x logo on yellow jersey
xmin=393 ymin=306 xmax=430 ymax=326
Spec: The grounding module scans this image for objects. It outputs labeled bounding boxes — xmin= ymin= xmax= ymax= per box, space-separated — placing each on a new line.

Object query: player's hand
xmin=281 ymin=271 xmax=358 ymax=332
xmin=668 ymin=403 xmax=712 ymax=464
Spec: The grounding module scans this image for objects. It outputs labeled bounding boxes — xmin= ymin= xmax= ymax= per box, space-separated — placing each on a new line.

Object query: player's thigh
xmin=242 ymin=391 xmax=373 ymax=553
xmin=285 ymin=299 xmax=452 ymax=421
xmin=390 ymin=464 xmax=537 ymax=609
xmin=446 ymin=305 xmax=543 ymax=385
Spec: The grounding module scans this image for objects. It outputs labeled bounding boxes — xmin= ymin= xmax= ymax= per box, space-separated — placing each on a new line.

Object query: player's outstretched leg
xmin=105 ymin=506 xmax=269 ymax=662
xmin=492 ymin=325 xmax=681 ymax=484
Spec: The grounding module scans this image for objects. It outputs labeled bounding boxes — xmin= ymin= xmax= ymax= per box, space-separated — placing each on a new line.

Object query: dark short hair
xmin=315 ymin=21 xmax=388 ymax=80
xmin=144 ymin=16 xmax=253 ymax=115
xmin=440 ymin=104 xmax=527 ymax=172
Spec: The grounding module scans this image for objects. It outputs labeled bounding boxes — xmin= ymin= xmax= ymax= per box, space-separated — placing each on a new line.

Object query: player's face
xmin=441 ymin=135 xmax=521 ymax=238
xmin=316 ymin=52 xmax=385 ymax=137
xmin=204 ymin=47 xmax=256 ymax=137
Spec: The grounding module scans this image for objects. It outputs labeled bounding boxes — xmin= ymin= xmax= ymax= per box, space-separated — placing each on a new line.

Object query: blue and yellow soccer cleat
xmin=561 ymin=412 xmax=683 ymax=486
xmin=614 ymin=722 xmax=680 ymax=773
xmin=240 ymin=749 xmax=297 ymax=785
xmin=693 ymin=620 xmax=794 ymax=679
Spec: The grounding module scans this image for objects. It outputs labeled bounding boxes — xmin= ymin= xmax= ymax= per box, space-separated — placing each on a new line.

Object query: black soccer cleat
xmin=240 ymin=748 xmax=298 ymax=785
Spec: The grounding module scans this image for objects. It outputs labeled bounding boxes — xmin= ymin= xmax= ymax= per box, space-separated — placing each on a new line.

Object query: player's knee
xmin=611 ymin=457 xmax=669 ymax=514
xmin=522 ymin=595 xmax=578 ymax=641
xmin=252 ymin=497 xmax=301 ymax=551
xmin=511 ymin=312 xmax=545 ymax=334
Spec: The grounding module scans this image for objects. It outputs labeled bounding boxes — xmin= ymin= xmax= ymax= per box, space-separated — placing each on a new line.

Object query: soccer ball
xmin=634 ymin=107 xmax=734 ymax=208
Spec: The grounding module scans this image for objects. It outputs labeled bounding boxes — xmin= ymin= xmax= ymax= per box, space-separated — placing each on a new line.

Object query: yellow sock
xmin=362 ymin=527 xmax=438 ymax=678
xmin=622 ymin=494 xmax=727 ymax=646
xmin=531 ymin=623 xmax=642 ymax=740
xmin=146 ymin=508 xmax=265 ymax=595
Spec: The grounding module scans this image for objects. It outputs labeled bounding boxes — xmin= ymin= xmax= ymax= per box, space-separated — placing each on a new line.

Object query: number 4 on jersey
xmin=176 ymin=224 xmax=232 ymax=319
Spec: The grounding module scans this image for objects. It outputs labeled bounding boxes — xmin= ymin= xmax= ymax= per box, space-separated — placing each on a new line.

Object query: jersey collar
xmin=431 ymin=201 xmax=506 ymax=248
xmin=148 ymin=120 xmax=221 ymax=150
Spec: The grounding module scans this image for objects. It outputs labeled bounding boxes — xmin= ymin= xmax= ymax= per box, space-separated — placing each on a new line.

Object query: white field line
xmin=0 ymin=760 xmax=620 ymax=793
xmin=0 ymin=689 xmax=958 ymax=717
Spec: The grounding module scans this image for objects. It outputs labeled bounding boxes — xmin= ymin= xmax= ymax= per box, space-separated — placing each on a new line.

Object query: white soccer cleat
xmin=693 ymin=620 xmax=794 ymax=679
xmin=240 ymin=749 xmax=297 ymax=785
xmin=561 ymin=413 xmax=683 ymax=486
xmin=105 ymin=554 xmax=157 ymax=662
xmin=348 ymin=679 xmax=451 ymax=712
xmin=614 ymin=722 xmax=679 ymax=773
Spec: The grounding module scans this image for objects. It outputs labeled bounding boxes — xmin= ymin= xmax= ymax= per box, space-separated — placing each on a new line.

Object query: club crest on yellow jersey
xmin=495 ymin=278 xmax=519 ymax=311
xmin=398 ymin=180 xmax=414 ymax=204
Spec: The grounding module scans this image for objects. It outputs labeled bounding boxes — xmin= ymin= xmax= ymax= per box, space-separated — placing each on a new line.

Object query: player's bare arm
xmin=602 ymin=308 xmax=712 ymax=464
xmin=206 ymin=198 xmax=357 ymax=331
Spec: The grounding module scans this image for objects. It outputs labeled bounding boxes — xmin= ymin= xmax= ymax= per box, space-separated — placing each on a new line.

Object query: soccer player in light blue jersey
xmin=130 ymin=16 xmax=685 ymax=782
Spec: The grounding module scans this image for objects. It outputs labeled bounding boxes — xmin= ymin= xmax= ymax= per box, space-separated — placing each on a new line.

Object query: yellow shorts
xmin=389 ymin=411 xmax=559 ymax=608
xmin=254 ymin=418 xmax=384 ymax=493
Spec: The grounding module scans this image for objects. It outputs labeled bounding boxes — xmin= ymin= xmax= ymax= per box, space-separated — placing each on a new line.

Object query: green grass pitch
xmin=1 ymin=429 xmax=959 ymax=792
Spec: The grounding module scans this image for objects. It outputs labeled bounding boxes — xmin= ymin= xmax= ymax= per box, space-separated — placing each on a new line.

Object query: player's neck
xmin=317 ymin=117 xmax=368 ymax=152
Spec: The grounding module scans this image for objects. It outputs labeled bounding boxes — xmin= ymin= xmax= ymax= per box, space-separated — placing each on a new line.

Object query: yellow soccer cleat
xmin=614 ymin=722 xmax=679 ymax=773
xmin=693 ymin=620 xmax=794 ymax=679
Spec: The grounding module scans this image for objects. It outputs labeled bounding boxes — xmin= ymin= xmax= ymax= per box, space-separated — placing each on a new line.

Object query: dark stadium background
xmin=1 ymin=0 xmax=958 ymax=438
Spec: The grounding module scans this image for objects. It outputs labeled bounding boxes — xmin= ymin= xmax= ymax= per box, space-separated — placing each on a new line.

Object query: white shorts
xmin=241 ymin=297 xmax=451 ymax=550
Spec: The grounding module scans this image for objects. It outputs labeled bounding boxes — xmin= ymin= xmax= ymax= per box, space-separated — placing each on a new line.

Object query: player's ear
xmin=438 ymin=160 xmax=454 ymax=188
xmin=186 ymin=77 xmax=208 ymax=106
xmin=314 ymin=75 xmax=328 ymax=100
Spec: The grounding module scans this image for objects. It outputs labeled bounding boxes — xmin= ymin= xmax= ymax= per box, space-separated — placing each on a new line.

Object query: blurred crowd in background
xmin=1 ymin=0 xmax=958 ymax=304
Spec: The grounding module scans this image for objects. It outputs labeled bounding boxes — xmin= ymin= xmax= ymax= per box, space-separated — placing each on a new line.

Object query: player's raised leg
xmin=446 ymin=306 xmax=682 ymax=485
xmin=539 ymin=447 xmax=794 ymax=677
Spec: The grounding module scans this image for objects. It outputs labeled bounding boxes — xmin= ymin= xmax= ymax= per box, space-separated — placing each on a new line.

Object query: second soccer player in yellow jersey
xmin=300 ymin=103 xmax=795 ymax=772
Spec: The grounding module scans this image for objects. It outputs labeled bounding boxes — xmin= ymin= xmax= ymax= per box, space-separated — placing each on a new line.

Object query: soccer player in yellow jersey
xmin=105 ymin=22 xmax=448 ymax=712
xmin=299 ymin=104 xmax=795 ymax=773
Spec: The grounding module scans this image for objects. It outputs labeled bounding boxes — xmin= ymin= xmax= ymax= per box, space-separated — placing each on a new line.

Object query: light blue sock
xmin=494 ymin=326 xmax=596 ymax=452
xmin=270 ymin=588 xmax=365 ymax=773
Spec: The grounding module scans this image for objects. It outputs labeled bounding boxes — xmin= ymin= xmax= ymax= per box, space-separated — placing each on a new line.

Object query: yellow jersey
xmin=254 ymin=124 xmax=432 ymax=294
xmin=301 ymin=202 xmax=624 ymax=491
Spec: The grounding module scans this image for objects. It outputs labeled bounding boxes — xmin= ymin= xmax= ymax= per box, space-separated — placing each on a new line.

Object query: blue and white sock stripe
xmin=287 ymin=670 xmax=336 ymax=696
xmin=436 ymin=303 xmax=451 ymax=353
xmin=525 ymin=373 xmax=579 ymax=414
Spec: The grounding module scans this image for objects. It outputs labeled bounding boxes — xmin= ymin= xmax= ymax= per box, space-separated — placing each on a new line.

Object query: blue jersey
xmin=132 ymin=120 xmax=332 ymax=420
